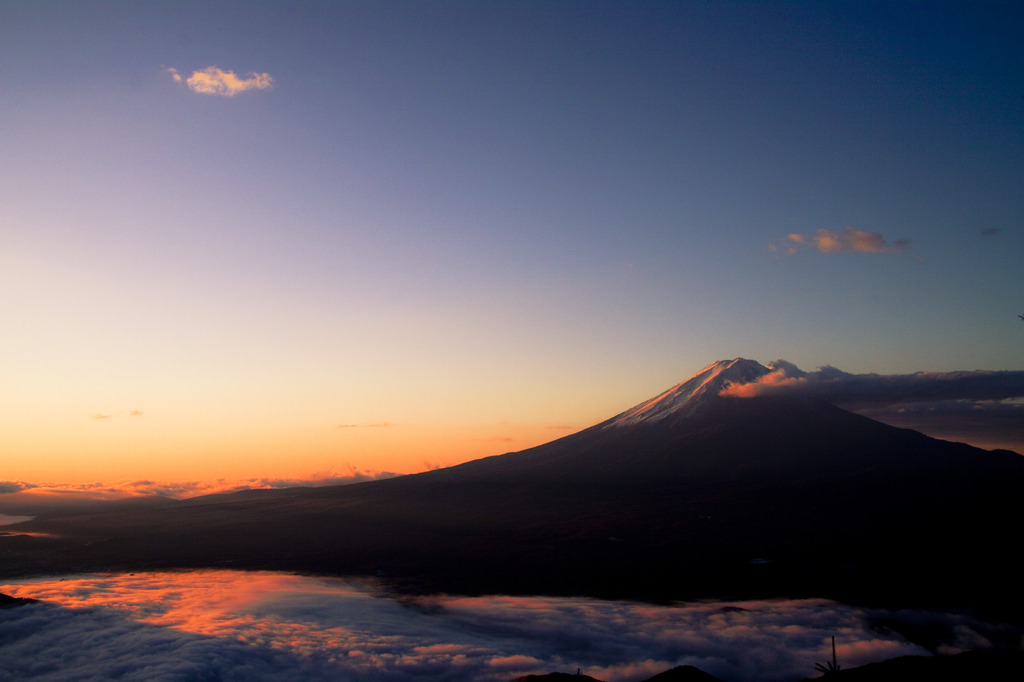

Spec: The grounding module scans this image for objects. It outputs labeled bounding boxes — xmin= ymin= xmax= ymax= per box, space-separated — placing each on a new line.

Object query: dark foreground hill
xmin=0 ymin=592 xmax=37 ymax=608
xmin=798 ymin=650 xmax=1024 ymax=681
xmin=5 ymin=360 xmax=1023 ymax=620
xmin=515 ymin=651 xmax=1024 ymax=682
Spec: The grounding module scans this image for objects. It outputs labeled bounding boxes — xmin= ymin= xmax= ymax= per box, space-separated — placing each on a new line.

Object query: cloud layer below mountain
xmin=0 ymin=571 xmax=1012 ymax=682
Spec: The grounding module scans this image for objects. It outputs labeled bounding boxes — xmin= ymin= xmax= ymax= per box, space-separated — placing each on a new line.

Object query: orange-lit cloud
xmin=487 ymin=655 xmax=544 ymax=670
xmin=720 ymin=369 xmax=807 ymax=397
xmin=168 ymin=66 xmax=274 ymax=96
xmin=776 ymin=227 xmax=909 ymax=255
xmin=0 ymin=481 xmax=31 ymax=494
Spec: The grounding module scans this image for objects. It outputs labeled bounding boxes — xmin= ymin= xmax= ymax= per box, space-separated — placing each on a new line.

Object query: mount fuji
xmin=599 ymin=357 xmax=772 ymax=426
xmin=7 ymin=359 xmax=1024 ymax=617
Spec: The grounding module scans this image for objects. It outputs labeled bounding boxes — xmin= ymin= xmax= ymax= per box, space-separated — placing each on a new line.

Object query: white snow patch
xmin=603 ymin=358 xmax=770 ymax=428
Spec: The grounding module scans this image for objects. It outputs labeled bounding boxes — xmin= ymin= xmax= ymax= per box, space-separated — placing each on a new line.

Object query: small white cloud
xmin=167 ymin=66 xmax=274 ymax=97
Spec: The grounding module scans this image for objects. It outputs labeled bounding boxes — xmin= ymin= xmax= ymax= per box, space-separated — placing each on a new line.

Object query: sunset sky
xmin=2 ymin=1 xmax=1022 ymax=493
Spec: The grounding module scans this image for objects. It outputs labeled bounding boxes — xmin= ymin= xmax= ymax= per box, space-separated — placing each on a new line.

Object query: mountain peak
xmin=602 ymin=358 xmax=770 ymax=428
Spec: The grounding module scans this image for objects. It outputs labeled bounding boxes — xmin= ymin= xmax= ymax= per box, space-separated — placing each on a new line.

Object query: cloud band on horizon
xmin=0 ymin=469 xmax=402 ymax=506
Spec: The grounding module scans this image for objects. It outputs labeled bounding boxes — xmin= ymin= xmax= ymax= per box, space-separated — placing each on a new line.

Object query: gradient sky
xmin=2 ymin=1 xmax=1022 ymax=490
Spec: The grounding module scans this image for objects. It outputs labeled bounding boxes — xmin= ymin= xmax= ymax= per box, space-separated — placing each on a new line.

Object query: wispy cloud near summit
xmin=720 ymin=362 xmax=1024 ymax=405
xmin=168 ymin=66 xmax=274 ymax=96
xmin=720 ymin=361 xmax=1024 ymax=453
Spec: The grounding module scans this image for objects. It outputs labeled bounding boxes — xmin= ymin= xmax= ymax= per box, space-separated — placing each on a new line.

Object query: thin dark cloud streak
xmin=773 ymin=228 xmax=911 ymax=255
xmin=2 ymin=571 xmax=1012 ymax=682
xmin=854 ymin=399 xmax=1024 ymax=453
xmin=90 ymin=409 xmax=144 ymax=420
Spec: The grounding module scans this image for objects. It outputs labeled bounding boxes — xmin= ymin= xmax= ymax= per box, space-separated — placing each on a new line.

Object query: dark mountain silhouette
xmin=512 ymin=674 xmax=604 ymax=682
xmin=642 ymin=665 xmax=723 ymax=681
xmin=0 ymin=592 xmax=37 ymax=609
xmin=511 ymin=651 xmax=1024 ymax=682
xmin=6 ymin=359 xmax=1023 ymax=620
xmin=514 ymin=664 xmax=722 ymax=682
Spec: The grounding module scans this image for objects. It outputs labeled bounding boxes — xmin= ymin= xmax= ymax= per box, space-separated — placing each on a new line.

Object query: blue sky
xmin=1 ymin=1 xmax=1022 ymax=486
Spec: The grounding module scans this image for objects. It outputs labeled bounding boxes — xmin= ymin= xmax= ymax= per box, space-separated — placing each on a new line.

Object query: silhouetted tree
xmin=815 ymin=636 xmax=841 ymax=677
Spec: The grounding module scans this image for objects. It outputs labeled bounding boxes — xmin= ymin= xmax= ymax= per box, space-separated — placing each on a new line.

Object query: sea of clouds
xmin=0 ymin=570 xmax=1012 ymax=682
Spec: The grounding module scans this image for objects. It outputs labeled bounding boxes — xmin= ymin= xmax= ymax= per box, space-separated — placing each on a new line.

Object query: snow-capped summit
xmin=602 ymin=358 xmax=771 ymax=428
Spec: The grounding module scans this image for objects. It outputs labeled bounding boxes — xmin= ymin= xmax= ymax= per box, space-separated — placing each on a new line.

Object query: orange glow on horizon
xmin=1 ymin=417 xmax=586 ymax=496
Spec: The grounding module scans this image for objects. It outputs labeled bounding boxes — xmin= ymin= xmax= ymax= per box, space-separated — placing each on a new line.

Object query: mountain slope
xmin=7 ymin=359 xmax=1023 ymax=617
xmin=598 ymin=358 xmax=771 ymax=426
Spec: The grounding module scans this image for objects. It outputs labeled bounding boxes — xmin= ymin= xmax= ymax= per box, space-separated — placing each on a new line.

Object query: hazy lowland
xmin=2 ymin=360 xmax=1022 ymax=680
